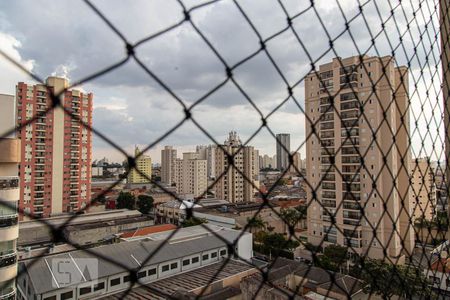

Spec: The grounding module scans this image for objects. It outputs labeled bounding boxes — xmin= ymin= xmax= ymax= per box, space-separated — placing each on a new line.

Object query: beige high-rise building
xmin=305 ymin=55 xmax=413 ymax=261
xmin=290 ymin=151 xmax=303 ymax=173
xmin=174 ymin=152 xmax=207 ymax=198
xmin=161 ymin=146 xmax=177 ymax=185
xmin=214 ymin=131 xmax=259 ymax=203
xmin=128 ymin=146 xmax=152 ymax=184
xmin=410 ymin=158 xmax=436 ymax=221
xmin=0 ymin=94 xmax=20 ymax=300
xmin=196 ymin=145 xmax=216 ymax=179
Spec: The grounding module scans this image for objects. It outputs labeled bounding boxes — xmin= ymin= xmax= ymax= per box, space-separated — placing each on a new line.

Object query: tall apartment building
xmin=174 ymin=152 xmax=207 ymax=198
xmin=0 ymin=95 xmax=20 ymax=300
xmin=16 ymin=77 xmax=92 ymax=218
xmin=276 ymin=133 xmax=290 ymax=171
xmin=410 ymin=158 xmax=436 ymax=221
xmin=128 ymin=146 xmax=152 ymax=184
xmin=161 ymin=146 xmax=177 ymax=185
xmin=196 ymin=145 xmax=216 ymax=179
xmin=305 ymin=55 xmax=413 ymax=261
xmin=214 ymin=131 xmax=259 ymax=203
xmin=272 ymin=154 xmax=277 ymax=169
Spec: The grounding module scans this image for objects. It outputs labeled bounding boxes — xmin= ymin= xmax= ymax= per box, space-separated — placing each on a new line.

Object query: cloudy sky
xmin=0 ymin=0 xmax=443 ymax=163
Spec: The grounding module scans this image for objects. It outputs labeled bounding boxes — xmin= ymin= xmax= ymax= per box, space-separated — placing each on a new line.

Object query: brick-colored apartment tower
xmin=16 ymin=77 xmax=92 ymax=219
xmin=305 ymin=55 xmax=413 ymax=262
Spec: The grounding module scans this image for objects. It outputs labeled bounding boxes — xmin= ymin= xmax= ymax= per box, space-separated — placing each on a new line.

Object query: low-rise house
xmin=240 ymin=258 xmax=365 ymax=300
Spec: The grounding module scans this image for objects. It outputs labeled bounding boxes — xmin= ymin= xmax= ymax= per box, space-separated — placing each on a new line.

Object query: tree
xmin=279 ymin=208 xmax=304 ymax=234
xmin=351 ymin=258 xmax=434 ymax=299
xmin=246 ymin=216 xmax=267 ymax=233
xmin=257 ymin=232 xmax=300 ymax=259
xmin=322 ymin=244 xmax=348 ymax=272
xmin=116 ymin=192 xmax=135 ymax=210
xmin=181 ymin=217 xmax=207 ymax=227
xmin=295 ymin=205 xmax=307 ymax=219
xmin=136 ymin=194 xmax=154 ymax=214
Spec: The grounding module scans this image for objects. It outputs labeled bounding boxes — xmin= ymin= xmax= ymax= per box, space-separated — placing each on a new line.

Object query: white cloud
xmin=0 ymin=32 xmax=35 ymax=94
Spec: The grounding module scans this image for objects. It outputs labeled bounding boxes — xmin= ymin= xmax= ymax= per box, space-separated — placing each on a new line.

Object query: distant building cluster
xmin=161 ymin=131 xmax=260 ymax=202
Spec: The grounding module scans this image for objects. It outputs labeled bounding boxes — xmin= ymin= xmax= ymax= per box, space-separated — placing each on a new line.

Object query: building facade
xmin=214 ymin=131 xmax=259 ymax=203
xmin=128 ymin=146 xmax=152 ymax=184
xmin=410 ymin=158 xmax=436 ymax=221
xmin=276 ymin=133 xmax=290 ymax=171
xmin=0 ymin=94 xmax=20 ymax=300
xmin=289 ymin=151 xmax=303 ymax=173
xmin=305 ymin=55 xmax=413 ymax=261
xmin=174 ymin=152 xmax=208 ymax=198
xmin=196 ymin=145 xmax=216 ymax=179
xmin=16 ymin=77 xmax=92 ymax=218
xmin=161 ymin=146 xmax=177 ymax=185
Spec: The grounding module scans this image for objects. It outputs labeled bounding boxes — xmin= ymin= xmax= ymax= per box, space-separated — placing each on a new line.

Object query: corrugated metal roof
xmin=21 ymin=227 xmax=245 ymax=295
xmin=104 ymin=259 xmax=254 ymax=299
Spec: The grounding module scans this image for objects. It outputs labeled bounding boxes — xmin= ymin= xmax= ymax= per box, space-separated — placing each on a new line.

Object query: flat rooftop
xmin=125 ymin=224 xmax=228 ymax=242
xmin=19 ymin=209 xmax=142 ymax=230
xmin=105 ymin=259 xmax=255 ymax=299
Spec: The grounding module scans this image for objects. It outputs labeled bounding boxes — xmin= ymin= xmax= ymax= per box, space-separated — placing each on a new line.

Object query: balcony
xmin=0 ymin=177 xmax=18 ymax=190
xmin=0 ymin=287 xmax=15 ymax=300
xmin=0 ymin=251 xmax=16 ymax=269
xmin=0 ymin=215 xmax=18 ymax=228
xmin=340 ymin=110 xmax=359 ymax=120
xmin=343 ymin=201 xmax=361 ymax=210
xmin=343 ymin=219 xmax=360 ymax=226
xmin=340 ymin=65 xmax=357 ymax=75
xmin=343 ymin=192 xmax=361 ymax=201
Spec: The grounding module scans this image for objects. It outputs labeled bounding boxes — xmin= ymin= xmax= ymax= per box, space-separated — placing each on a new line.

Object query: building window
xmin=183 ymin=259 xmax=190 ymax=266
xmin=137 ymin=271 xmax=146 ymax=279
xmin=93 ymin=282 xmax=105 ymax=291
xmin=211 ymin=252 xmax=218 ymax=258
xmin=203 ymin=254 xmax=209 ymax=260
xmin=170 ymin=262 xmax=178 ymax=269
xmin=79 ymin=287 xmax=91 ymax=296
xmin=162 ymin=265 xmax=170 ymax=272
xmin=61 ymin=291 xmax=73 ymax=300
xmin=123 ymin=275 xmax=130 ymax=283
xmin=110 ymin=278 xmax=121 ymax=286
xmin=148 ymin=268 xmax=157 ymax=276
xmin=220 ymin=250 xmax=227 ymax=256
xmin=43 ymin=296 xmax=57 ymax=300
xmin=192 ymin=257 xmax=200 ymax=263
